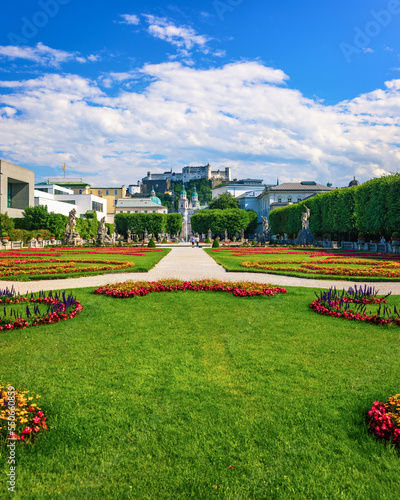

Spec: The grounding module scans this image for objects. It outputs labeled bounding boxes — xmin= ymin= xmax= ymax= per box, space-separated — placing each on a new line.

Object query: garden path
xmin=2 ymin=246 xmax=400 ymax=295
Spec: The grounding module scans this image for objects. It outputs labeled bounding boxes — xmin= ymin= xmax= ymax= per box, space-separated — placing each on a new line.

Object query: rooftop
xmin=269 ymin=182 xmax=335 ymax=192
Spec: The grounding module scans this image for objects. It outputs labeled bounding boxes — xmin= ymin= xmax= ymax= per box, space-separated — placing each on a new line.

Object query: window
xmin=92 ymin=201 xmax=103 ymax=212
xmin=144 ymin=211 xmax=148 ymax=213
xmin=127 ymin=211 xmax=130 ymax=214
xmin=54 ymin=189 xmax=64 ymax=195
xmin=78 ymin=189 xmax=82 ymax=194
xmin=97 ymin=190 xmax=101 ymax=196
xmin=105 ymin=190 xmax=109 ymax=195
xmin=297 ymin=197 xmax=301 ymax=202
xmin=64 ymin=200 xmax=75 ymax=205
xmin=278 ymin=197 xmax=282 ymax=203
xmin=90 ymin=190 xmax=92 ymax=194
xmin=114 ymin=200 xmax=117 ymax=206
xmin=288 ymin=197 xmax=292 ymax=203
xmin=114 ymin=190 xmax=118 ymax=196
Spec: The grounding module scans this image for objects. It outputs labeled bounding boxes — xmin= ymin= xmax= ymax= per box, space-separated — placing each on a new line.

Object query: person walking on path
xmin=195 ymin=235 xmax=200 ymax=247
xmin=191 ymin=235 xmax=195 ymax=248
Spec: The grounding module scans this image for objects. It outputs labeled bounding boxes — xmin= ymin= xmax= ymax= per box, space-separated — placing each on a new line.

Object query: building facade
xmin=34 ymin=182 xmax=107 ymax=219
xmin=178 ymin=187 xmax=201 ymax=239
xmin=115 ymin=190 xmax=168 ymax=215
xmin=46 ymin=178 xmax=128 ymax=223
xmin=212 ymin=179 xmax=265 ymax=200
xmin=0 ymin=160 xmax=35 ymax=217
xmin=258 ymin=181 xmax=335 ymax=219
xmin=141 ymin=164 xmax=231 ymax=194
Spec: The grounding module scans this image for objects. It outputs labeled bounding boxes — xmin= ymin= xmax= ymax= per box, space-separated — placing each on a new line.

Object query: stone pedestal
xmin=296 ymin=229 xmax=315 ymax=245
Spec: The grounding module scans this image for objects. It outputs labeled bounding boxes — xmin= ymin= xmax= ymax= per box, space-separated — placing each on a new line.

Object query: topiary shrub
xmin=162 ymin=237 xmax=167 ymax=244
xmin=148 ymin=237 xmax=156 ymax=248
xmin=212 ymin=238 xmax=220 ymax=248
xmin=205 ymin=237 xmax=211 ymax=243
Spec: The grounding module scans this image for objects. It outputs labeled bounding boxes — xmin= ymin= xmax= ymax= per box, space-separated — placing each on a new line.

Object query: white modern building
xmin=0 ymin=159 xmax=35 ymax=217
xmin=115 ymin=189 xmax=168 ymax=214
xmin=212 ymin=179 xmax=265 ymax=199
xmin=258 ymin=181 xmax=335 ymax=219
xmin=34 ymin=182 xmax=107 ymax=219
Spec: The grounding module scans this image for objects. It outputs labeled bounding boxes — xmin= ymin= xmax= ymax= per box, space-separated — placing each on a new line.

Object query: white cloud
xmin=0 ymin=61 xmax=399 ymax=187
xmin=143 ymin=15 xmax=211 ymax=52
xmin=119 ymin=14 xmax=140 ymax=25
xmin=0 ymin=42 xmax=100 ymax=67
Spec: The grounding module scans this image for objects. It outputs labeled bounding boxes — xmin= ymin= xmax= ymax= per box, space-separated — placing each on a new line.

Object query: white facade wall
xmin=34 ymin=187 xmax=107 ymax=219
xmin=212 ymin=184 xmax=264 ymax=199
xmin=35 ymin=193 xmax=77 ymax=216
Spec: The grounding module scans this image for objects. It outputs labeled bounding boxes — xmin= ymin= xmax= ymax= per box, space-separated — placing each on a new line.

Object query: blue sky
xmin=0 ymin=0 xmax=399 ymax=187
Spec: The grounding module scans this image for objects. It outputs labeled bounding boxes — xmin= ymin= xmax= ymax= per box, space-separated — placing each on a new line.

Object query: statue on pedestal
xmin=224 ymin=229 xmax=228 ymax=241
xmin=97 ymin=217 xmax=113 ymax=245
xmin=127 ymin=229 xmax=132 ymax=244
xmin=63 ymin=208 xmax=82 ymax=245
xmin=301 ymin=206 xmax=310 ymax=230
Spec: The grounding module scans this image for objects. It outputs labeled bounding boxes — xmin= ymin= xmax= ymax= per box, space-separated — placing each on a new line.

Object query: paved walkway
xmin=2 ymin=246 xmax=400 ymax=295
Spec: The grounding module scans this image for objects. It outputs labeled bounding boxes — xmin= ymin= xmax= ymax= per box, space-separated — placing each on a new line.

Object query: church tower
xmin=179 ymin=186 xmax=188 ymax=211
xmin=191 ymin=186 xmax=200 ymax=210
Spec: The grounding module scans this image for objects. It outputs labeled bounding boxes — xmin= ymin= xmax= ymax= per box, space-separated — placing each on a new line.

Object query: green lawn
xmin=1 ymin=286 xmax=399 ymax=499
xmin=205 ymin=247 xmax=400 ymax=281
xmin=0 ymin=247 xmax=170 ymax=281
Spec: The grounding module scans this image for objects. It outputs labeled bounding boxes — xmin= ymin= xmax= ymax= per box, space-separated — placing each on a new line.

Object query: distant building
xmin=115 ymin=189 xmax=167 ymax=214
xmin=141 ymin=164 xmax=231 ymax=194
xmin=0 ymin=159 xmax=35 ymax=218
xmin=178 ymin=186 xmax=201 ymax=238
xmin=258 ymin=181 xmax=336 ymax=220
xmin=46 ymin=178 xmax=128 ymax=223
xmin=34 ymin=182 xmax=107 ymax=219
xmin=212 ymin=179 xmax=265 ymax=200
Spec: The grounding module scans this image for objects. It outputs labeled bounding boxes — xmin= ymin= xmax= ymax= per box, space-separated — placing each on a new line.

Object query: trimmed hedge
xmin=114 ymin=213 xmax=182 ymax=238
xmin=269 ymin=174 xmax=400 ymax=240
xmin=191 ymin=209 xmax=257 ymax=237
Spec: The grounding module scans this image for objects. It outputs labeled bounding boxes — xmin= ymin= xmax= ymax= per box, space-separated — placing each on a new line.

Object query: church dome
xmin=348 ymin=177 xmax=360 ymax=187
xmin=150 ymin=188 xmax=161 ymax=205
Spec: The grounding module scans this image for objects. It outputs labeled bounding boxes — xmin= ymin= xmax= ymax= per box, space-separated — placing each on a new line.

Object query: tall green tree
xmin=208 ymin=192 xmax=239 ymax=210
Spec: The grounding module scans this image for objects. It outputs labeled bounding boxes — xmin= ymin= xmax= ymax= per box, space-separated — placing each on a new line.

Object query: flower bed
xmin=368 ymin=395 xmax=400 ymax=447
xmin=0 ymin=288 xmax=82 ymax=331
xmin=0 ymin=384 xmax=47 ymax=443
xmin=94 ymin=279 xmax=287 ymax=298
xmin=310 ymin=286 xmax=400 ymax=326
xmin=235 ymin=248 xmax=400 ymax=279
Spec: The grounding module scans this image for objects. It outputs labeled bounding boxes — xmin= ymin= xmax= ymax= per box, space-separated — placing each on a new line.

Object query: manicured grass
xmin=0 ymin=247 xmax=170 ymax=281
xmin=205 ymin=247 xmax=400 ymax=281
xmin=1 ymin=286 xmax=399 ymax=499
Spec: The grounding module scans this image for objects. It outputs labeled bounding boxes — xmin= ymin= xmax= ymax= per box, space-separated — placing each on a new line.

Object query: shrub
xmin=148 ymin=237 xmax=156 ymax=248
xmin=212 ymin=238 xmax=220 ymax=248
xmin=205 ymin=237 xmax=211 ymax=243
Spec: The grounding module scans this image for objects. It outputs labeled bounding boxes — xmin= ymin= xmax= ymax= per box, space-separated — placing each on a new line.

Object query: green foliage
xmin=212 ymin=238 xmax=220 ymax=248
xmin=0 ymin=212 xmax=14 ymax=235
xmin=155 ymin=192 xmax=173 ymax=210
xmin=270 ymin=174 xmax=400 ymax=240
xmin=106 ymin=223 xmax=115 ymax=236
xmin=115 ymin=213 xmax=168 ymax=238
xmin=162 ymin=237 xmax=167 ymax=244
xmin=205 ymin=237 xmax=211 ymax=243
xmin=148 ymin=237 xmax=156 ymax=248
xmin=171 ymin=178 xmax=212 ymax=207
xmin=208 ymin=192 xmax=239 ymax=210
xmin=21 ymin=205 xmax=50 ymax=231
xmin=166 ymin=213 xmax=182 ymax=236
xmin=76 ymin=216 xmax=98 ymax=240
xmin=191 ymin=208 xmax=253 ymax=237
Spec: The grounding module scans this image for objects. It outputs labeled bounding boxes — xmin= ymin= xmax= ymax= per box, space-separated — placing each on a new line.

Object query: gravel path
xmin=1 ymin=246 xmax=400 ymax=295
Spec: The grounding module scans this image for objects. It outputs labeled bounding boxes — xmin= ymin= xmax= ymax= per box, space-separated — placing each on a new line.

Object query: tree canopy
xmin=208 ymin=192 xmax=239 ymax=210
